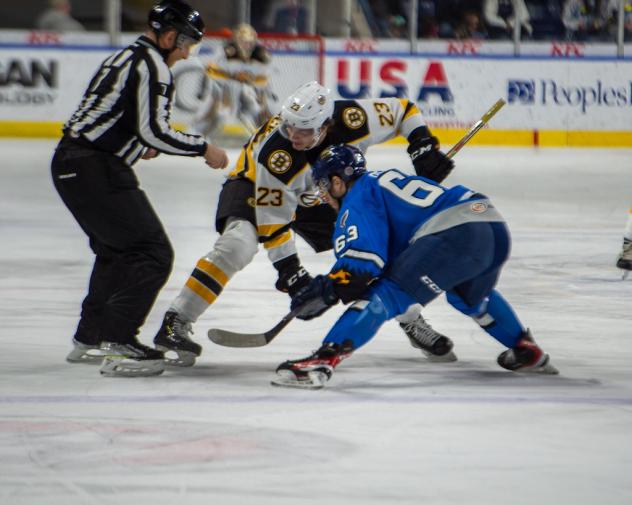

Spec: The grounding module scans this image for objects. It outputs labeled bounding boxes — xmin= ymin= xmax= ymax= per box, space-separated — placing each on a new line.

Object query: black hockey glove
xmin=291 ymin=275 xmax=339 ymax=321
xmin=273 ymin=254 xmax=313 ymax=299
xmin=407 ymin=134 xmax=454 ymax=183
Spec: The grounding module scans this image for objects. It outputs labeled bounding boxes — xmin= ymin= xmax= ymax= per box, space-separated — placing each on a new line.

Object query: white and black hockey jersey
xmin=229 ymin=97 xmax=429 ymax=264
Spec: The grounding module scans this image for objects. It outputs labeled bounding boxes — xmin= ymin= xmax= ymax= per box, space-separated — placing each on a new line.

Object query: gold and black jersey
xmin=226 ymin=97 xmax=428 ymax=264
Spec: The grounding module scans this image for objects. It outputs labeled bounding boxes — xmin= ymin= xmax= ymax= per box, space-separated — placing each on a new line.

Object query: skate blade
xmin=66 ymin=347 xmax=107 ymax=364
xmin=270 ymin=370 xmax=328 ymax=390
xmin=518 ymin=355 xmax=560 ymax=375
xmin=421 ymin=350 xmax=458 ymax=363
xmin=533 ymin=360 xmax=559 ymax=375
xmin=155 ymin=347 xmax=197 ymax=367
xmin=99 ymin=357 xmax=165 ymax=377
xmin=622 ymin=271 xmax=630 ymax=280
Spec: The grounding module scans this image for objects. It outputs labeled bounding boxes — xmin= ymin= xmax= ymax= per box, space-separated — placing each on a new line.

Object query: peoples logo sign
xmin=508 ymin=78 xmax=632 ymax=113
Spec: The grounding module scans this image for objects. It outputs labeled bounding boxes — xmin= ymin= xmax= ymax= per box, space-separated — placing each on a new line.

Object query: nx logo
xmin=507 ymin=80 xmax=535 ymax=104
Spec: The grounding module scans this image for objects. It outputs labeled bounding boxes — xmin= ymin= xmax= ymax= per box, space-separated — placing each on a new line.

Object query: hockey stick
xmin=208 ymin=99 xmax=506 ymax=348
xmin=208 ymin=298 xmax=325 ymax=348
xmin=445 ymin=98 xmax=506 ymax=159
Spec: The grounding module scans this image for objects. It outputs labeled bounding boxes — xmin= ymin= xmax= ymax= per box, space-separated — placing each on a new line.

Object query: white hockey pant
xmin=170 ymin=218 xmax=259 ymax=322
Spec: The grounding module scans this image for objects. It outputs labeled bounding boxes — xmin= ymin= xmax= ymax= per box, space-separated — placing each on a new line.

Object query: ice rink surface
xmin=1 ymin=139 xmax=631 ymax=505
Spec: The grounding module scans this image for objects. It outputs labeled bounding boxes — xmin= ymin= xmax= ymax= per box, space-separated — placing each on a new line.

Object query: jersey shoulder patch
xmin=257 ymin=131 xmax=308 ymax=184
xmin=331 ymin=100 xmax=370 ymax=143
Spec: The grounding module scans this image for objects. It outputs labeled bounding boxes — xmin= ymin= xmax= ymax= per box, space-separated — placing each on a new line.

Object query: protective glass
xmin=279 ymin=122 xmax=318 ymax=140
xmin=314 ymin=176 xmax=332 ymax=197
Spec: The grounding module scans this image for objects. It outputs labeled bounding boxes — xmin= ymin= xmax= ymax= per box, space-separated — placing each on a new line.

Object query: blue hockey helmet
xmin=311 ymin=144 xmax=367 ymax=192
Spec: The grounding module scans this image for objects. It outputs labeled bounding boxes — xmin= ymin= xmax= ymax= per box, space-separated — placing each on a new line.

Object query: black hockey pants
xmin=51 ymin=138 xmax=173 ymax=344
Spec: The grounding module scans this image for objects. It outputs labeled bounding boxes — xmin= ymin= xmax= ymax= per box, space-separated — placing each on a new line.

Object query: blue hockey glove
xmin=291 ymin=275 xmax=339 ymax=321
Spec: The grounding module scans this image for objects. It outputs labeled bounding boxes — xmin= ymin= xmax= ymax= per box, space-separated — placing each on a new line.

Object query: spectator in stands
xmin=418 ymin=0 xmax=440 ymax=38
xmin=433 ymin=0 xmax=483 ymax=38
xmin=365 ymin=0 xmax=389 ymax=37
xmin=625 ymin=2 xmax=632 ymax=41
xmin=562 ymin=0 xmax=607 ymax=41
xmin=387 ymin=14 xmax=408 ymax=38
xmin=454 ymin=9 xmax=488 ymax=39
xmin=526 ymin=0 xmax=564 ymax=40
xmin=483 ymin=0 xmax=532 ymax=39
xmin=603 ymin=0 xmax=632 ymax=40
xmin=266 ymin=0 xmax=309 ymax=34
xmin=36 ymin=0 xmax=84 ymax=32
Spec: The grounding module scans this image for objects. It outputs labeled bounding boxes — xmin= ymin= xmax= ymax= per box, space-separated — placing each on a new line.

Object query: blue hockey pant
xmin=324 ymin=221 xmax=525 ymax=350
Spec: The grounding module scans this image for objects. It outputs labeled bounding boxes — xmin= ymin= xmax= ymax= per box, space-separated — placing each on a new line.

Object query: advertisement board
xmin=325 ymin=55 xmax=632 ymax=130
xmin=1 ymin=35 xmax=631 ymax=146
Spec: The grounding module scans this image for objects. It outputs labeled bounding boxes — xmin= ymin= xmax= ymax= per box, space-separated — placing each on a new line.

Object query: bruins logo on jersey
xmin=267 ymin=149 xmax=292 ymax=174
xmin=342 ymin=107 xmax=366 ymax=130
xmin=299 ymin=192 xmax=320 ymax=207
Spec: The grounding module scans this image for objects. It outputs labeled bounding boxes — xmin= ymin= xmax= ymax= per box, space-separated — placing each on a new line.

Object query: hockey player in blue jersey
xmin=272 ymin=144 xmax=558 ymax=389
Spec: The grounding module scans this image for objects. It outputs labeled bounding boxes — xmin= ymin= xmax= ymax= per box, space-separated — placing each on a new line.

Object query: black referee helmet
xmin=148 ymin=0 xmax=205 ymax=42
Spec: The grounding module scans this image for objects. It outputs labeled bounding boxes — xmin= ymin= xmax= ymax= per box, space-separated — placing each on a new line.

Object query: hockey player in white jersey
xmin=154 ymin=81 xmax=456 ymax=366
xmin=272 ymin=144 xmax=558 ymax=389
xmin=191 ymin=23 xmax=274 ymax=141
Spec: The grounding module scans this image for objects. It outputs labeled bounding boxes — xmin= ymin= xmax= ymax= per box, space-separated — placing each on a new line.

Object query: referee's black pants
xmin=51 ymin=140 xmax=173 ymax=345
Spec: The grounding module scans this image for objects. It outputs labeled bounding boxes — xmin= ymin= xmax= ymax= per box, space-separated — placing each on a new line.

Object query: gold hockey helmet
xmin=233 ymin=23 xmax=257 ymax=58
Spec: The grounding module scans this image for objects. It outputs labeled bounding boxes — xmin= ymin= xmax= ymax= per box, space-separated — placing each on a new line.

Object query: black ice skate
xmin=400 ymin=314 xmax=457 ymax=362
xmin=99 ymin=339 xmax=165 ymax=377
xmin=497 ymin=330 xmax=558 ymax=375
xmin=616 ymin=238 xmax=632 ymax=279
xmin=66 ymin=338 xmax=107 ymax=364
xmin=153 ymin=311 xmax=202 ymax=367
xmin=272 ymin=341 xmax=354 ymax=390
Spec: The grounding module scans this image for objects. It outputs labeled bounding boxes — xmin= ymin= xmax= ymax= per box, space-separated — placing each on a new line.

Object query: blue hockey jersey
xmin=327 ymin=169 xmax=504 ymax=300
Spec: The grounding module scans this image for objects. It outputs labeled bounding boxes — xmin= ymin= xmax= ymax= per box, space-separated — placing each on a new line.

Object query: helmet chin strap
xmin=305 ymin=127 xmax=327 ymax=151
xmin=154 ymin=30 xmax=180 ymax=60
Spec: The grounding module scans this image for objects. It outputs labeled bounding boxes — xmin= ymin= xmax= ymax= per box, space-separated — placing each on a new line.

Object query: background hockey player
xmin=191 ymin=23 xmax=274 ymax=141
xmin=617 ymin=205 xmax=632 ymax=277
xmin=154 ymin=81 xmax=456 ymax=367
xmin=272 ymin=144 xmax=558 ymax=389
xmin=54 ymin=0 xmax=229 ymax=377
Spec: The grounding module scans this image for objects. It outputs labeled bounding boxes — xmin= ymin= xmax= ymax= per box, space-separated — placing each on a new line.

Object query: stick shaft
xmin=445 ymin=99 xmax=506 ymax=159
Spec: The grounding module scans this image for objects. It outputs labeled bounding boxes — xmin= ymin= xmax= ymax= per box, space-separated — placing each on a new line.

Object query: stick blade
xmin=206 ymin=299 xmax=323 ymax=348
xmin=207 ymin=328 xmax=268 ymax=348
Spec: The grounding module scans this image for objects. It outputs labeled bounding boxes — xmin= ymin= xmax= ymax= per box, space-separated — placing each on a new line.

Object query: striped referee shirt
xmin=64 ymin=35 xmax=207 ymax=167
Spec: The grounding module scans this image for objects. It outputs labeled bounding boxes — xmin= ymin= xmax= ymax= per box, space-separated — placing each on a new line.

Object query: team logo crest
xmin=470 ymin=202 xmax=488 ymax=213
xmin=328 ymin=269 xmax=351 ymax=284
xmin=319 ymin=146 xmax=335 ymax=160
xmin=290 ymin=102 xmax=301 ymax=111
xmin=267 ymin=150 xmax=292 ymax=174
xmin=299 ymin=192 xmax=319 ymax=207
xmin=342 ymin=107 xmax=366 ymax=130
xmin=340 ymin=209 xmax=349 ymax=227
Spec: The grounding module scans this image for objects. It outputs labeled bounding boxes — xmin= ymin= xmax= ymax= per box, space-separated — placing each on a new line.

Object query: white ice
xmin=1 ymin=139 xmax=631 ymax=505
